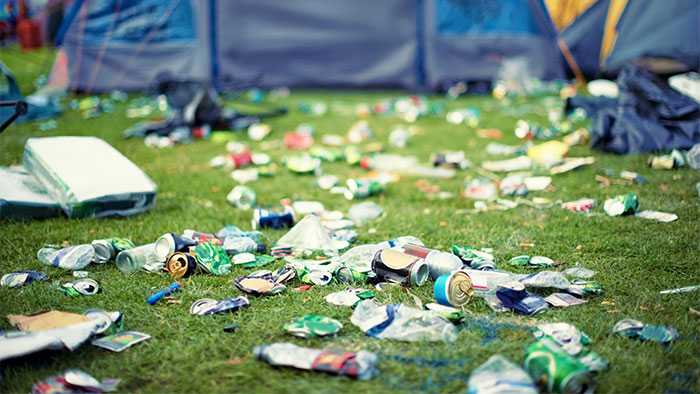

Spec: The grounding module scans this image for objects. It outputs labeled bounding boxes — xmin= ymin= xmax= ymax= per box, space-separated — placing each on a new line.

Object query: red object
xmin=17 ymin=18 xmax=41 ymax=50
xmin=284 ymin=132 xmax=313 ymax=150
xmin=229 ymin=150 xmax=252 ymax=168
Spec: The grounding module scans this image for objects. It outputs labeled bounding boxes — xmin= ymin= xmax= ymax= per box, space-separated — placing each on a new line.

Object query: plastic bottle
xmin=37 ymin=244 xmax=95 ymax=270
xmin=115 ymin=243 xmax=160 ymax=273
xmin=467 ymin=354 xmax=537 ymax=394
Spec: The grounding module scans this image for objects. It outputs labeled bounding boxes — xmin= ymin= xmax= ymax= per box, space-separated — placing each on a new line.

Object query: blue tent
xmin=558 ymin=0 xmax=609 ymax=78
xmin=557 ymin=0 xmax=699 ymax=79
xmin=54 ymin=0 xmax=565 ymax=92
xmin=605 ymin=1 xmax=700 ymax=75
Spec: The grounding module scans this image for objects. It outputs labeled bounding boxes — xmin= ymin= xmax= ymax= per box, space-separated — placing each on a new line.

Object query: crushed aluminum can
xmin=524 ymin=338 xmax=595 ymax=394
xmin=190 ymin=296 xmax=250 ymax=315
xmin=234 ymin=266 xmax=295 ymax=296
xmin=227 ymin=185 xmax=257 ymax=210
xmin=154 ymin=233 xmax=197 ymax=262
xmin=192 ymin=242 xmax=231 ymax=275
xmin=283 ymin=314 xmax=343 ymax=338
xmin=61 ymin=278 xmax=100 ymax=297
xmin=1 ymin=271 xmax=48 ymax=288
xmin=603 ymin=193 xmax=639 ymax=216
xmin=345 ymin=179 xmax=384 ymax=200
xmin=165 ymin=252 xmax=197 ymax=279
xmin=252 ymin=207 xmax=295 ymax=230
xmin=91 ymin=238 xmax=134 ymax=263
xmin=371 ymin=248 xmax=429 ymax=287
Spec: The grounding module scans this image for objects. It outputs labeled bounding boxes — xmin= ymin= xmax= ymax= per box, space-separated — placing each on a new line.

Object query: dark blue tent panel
xmin=56 ymin=0 xmax=565 ymax=91
xmin=559 ymin=0 xmax=609 ymax=78
xmin=213 ymin=0 xmax=417 ymax=89
xmin=424 ymin=0 xmax=564 ymax=89
xmin=605 ymin=0 xmax=700 ymax=74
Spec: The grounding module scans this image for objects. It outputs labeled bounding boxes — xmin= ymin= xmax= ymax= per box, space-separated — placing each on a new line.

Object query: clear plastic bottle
xmin=37 ymin=244 xmax=95 ymax=270
xmin=115 ymin=243 xmax=160 ymax=273
xmin=467 ymin=354 xmax=537 ymax=394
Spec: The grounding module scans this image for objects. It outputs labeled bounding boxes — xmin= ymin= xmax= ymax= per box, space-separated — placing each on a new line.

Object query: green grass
xmin=1 ymin=47 xmax=699 ymax=394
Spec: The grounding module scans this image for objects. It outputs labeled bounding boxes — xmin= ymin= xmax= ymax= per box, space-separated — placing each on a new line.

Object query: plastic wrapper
xmin=350 ymin=299 xmax=457 ymax=342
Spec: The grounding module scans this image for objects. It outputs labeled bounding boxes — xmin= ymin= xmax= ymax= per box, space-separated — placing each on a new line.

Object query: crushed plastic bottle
xmin=467 ymin=354 xmax=537 ymax=394
xmin=350 ymin=299 xmax=457 ymax=342
xmin=37 ymin=244 xmax=95 ymax=271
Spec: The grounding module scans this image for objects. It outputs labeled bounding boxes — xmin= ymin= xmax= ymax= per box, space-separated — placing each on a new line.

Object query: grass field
xmin=1 ymin=47 xmax=699 ymax=394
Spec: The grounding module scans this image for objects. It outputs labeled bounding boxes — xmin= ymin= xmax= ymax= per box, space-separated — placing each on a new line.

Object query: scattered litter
xmin=635 ymin=210 xmax=678 ymax=223
xmin=612 ymin=319 xmax=679 ymax=344
xmin=31 ymin=370 xmax=120 ymax=394
xmin=284 ymin=314 xmax=343 ymax=338
xmin=350 ymin=299 xmax=457 ymax=342
xmin=91 ymin=331 xmax=151 ymax=352
xmin=255 ymin=343 xmax=378 ymax=380
xmin=1 ymin=270 xmax=47 ymax=288
xmin=190 ymin=296 xmax=250 ymax=315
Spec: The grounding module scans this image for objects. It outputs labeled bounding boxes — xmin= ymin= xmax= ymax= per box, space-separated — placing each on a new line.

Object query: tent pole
xmin=558 ymin=38 xmax=586 ymax=87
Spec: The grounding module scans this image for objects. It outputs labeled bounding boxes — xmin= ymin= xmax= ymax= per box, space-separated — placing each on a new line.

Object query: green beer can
xmin=524 ymin=338 xmax=595 ymax=394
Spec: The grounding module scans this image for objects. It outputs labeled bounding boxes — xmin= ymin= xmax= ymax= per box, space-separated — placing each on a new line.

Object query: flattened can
xmin=371 ymin=248 xmax=428 ymax=287
xmin=603 ymin=193 xmax=639 ymax=216
xmin=335 ymin=266 xmax=368 ymax=284
xmin=524 ymin=338 xmax=594 ymax=394
xmin=155 ymin=233 xmax=197 ymax=262
xmin=345 ymin=179 xmax=384 ymax=200
xmin=165 ymin=252 xmax=197 ymax=279
xmin=92 ymin=238 xmax=134 ymax=263
xmin=434 ymin=271 xmax=473 ymax=307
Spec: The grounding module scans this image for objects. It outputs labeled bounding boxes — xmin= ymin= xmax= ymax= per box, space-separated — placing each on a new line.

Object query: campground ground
xmin=1 ymin=47 xmax=699 ymax=393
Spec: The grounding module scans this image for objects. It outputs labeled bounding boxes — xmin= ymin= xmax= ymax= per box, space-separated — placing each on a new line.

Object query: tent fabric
xmin=59 ymin=0 xmax=209 ymax=92
xmin=55 ymin=0 xmax=564 ymax=92
xmin=567 ymin=65 xmax=700 ymax=154
xmin=213 ymin=0 xmax=418 ymax=89
xmin=554 ymin=0 xmax=699 ymax=79
xmin=558 ymin=0 xmax=609 ymax=78
xmin=423 ymin=0 xmax=565 ymax=89
xmin=544 ymin=0 xmax=596 ymax=31
xmin=604 ymin=0 xmax=700 ymax=74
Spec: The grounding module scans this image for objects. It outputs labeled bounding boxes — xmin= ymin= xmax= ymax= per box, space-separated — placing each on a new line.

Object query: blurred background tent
xmin=546 ymin=0 xmax=700 ymax=79
xmin=49 ymin=0 xmax=565 ymax=92
xmin=4 ymin=0 xmax=696 ymax=92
